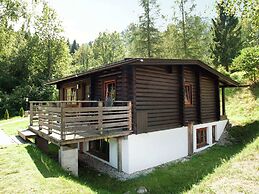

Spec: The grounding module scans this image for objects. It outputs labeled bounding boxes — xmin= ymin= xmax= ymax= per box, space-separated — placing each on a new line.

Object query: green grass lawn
xmin=0 ymin=116 xmax=29 ymax=135
xmin=0 ymin=86 xmax=258 ymax=193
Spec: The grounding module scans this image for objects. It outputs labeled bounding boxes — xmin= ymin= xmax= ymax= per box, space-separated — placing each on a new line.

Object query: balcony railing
xmin=29 ymin=101 xmax=132 ymax=141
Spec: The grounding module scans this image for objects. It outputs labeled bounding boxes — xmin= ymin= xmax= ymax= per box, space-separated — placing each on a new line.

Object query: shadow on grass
xmin=25 ymin=121 xmax=259 ymax=194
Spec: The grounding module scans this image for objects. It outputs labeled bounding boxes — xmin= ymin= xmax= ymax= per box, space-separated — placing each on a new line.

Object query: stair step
xmin=18 ymin=129 xmax=36 ymax=141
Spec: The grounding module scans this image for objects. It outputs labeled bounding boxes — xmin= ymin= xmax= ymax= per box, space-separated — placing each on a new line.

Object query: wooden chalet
xmin=25 ymin=58 xmax=238 ymax=176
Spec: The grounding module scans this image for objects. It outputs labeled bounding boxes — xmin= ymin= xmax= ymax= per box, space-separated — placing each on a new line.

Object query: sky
xmin=49 ymin=0 xmax=216 ymax=44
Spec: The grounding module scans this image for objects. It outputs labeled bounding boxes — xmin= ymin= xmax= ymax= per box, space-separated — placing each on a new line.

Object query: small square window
xmin=184 ymin=84 xmax=193 ymax=105
xmin=196 ymin=127 xmax=207 ymax=148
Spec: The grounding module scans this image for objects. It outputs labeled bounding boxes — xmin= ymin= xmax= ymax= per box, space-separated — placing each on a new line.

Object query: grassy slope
xmin=0 ymin=145 xmax=98 ymax=194
xmin=0 ymin=117 xmax=29 ymax=135
xmin=0 ymin=86 xmax=258 ymax=194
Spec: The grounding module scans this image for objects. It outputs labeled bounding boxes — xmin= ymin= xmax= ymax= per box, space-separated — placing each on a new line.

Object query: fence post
xmin=60 ymin=102 xmax=65 ymax=140
xmin=47 ymin=102 xmax=52 ymax=134
xmin=98 ymin=101 xmax=103 ymax=132
xmin=30 ymin=102 xmax=33 ymax=126
xmin=38 ymin=103 xmax=42 ymax=130
xmin=127 ymin=101 xmax=132 ymax=131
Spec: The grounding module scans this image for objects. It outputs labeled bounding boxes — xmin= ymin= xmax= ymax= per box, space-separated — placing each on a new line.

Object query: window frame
xmin=184 ymin=83 xmax=193 ymax=106
xmin=103 ymin=79 xmax=116 ymax=101
xmin=196 ymin=127 xmax=207 ymax=149
xmin=65 ymin=86 xmax=77 ymax=104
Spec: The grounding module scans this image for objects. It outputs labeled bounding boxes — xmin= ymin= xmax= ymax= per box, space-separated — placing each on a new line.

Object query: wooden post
xmin=38 ymin=103 xmax=42 ymax=130
xmin=117 ymin=137 xmax=122 ymax=172
xmin=215 ymin=79 xmax=220 ymax=120
xmin=188 ymin=122 xmax=194 ymax=155
xmin=127 ymin=101 xmax=132 ymax=131
xmin=60 ymin=102 xmax=65 ymax=140
xmin=222 ymin=87 xmax=226 ymax=116
xmin=30 ymin=102 xmax=33 ymax=126
xmin=98 ymin=101 xmax=103 ymax=131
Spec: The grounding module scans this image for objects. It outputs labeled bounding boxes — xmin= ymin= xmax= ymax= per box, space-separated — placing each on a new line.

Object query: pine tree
xmin=138 ymin=0 xmax=161 ymax=57
xmin=4 ymin=109 xmax=9 ymax=120
xmin=70 ymin=39 xmax=79 ymax=54
xmin=19 ymin=107 xmax=25 ymax=117
xmin=211 ymin=0 xmax=242 ymax=72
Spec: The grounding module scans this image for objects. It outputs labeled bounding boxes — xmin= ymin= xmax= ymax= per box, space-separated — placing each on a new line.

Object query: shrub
xmin=4 ymin=109 xmax=9 ymax=120
xmin=19 ymin=107 xmax=25 ymax=117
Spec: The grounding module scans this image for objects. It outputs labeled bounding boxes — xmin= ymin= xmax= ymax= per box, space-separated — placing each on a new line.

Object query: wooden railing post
xmin=47 ymin=102 xmax=52 ymax=134
xmin=98 ymin=101 xmax=103 ymax=132
xmin=38 ymin=103 xmax=42 ymax=130
xmin=60 ymin=102 xmax=65 ymax=140
xmin=30 ymin=102 xmax=33 ymax=126
xmin=127 ymin=101 xmax=132 ymax=131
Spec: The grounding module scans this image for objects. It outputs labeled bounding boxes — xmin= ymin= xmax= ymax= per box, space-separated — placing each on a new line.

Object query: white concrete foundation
xmin=59 ymin=144 xmax=78 ymax=176
xmin=121 ymin=126 xmax=189 ymax=174
xmin=80 ymin=120 xmax=228 ymax=174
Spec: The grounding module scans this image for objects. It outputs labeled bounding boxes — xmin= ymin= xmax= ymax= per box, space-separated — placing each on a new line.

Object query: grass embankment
xmin=0 ymin=116 xmax=29 ymax=135
xmin=0 ymin=86 xmax=258 ymax=193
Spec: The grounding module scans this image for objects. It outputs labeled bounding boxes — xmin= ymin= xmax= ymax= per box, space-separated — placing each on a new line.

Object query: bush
xmin=19 ymin=107 xmax=25 ymax=117
xmin=4 ymin=109 xmax=9 ymax=120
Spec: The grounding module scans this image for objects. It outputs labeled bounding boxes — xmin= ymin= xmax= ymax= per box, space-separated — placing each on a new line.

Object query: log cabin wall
xmin=200 ymin=73 xmax=218 ymax=123
xmin=183 ymin=66 xmax=198 ymax=123
xmin=134 ymin=65 xmax=180 ymax=133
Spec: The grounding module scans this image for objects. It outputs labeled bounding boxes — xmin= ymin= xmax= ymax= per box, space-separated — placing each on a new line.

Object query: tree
xmin=210 ymin=0 xmax=242 ymax=72
xmin=222 ymin=0 xmax=258 ymax=47
xmin=233 ymin=46 xmax=259 ymax=82
xmin=33 ymin=2 xmax=71 ymax=81
xmin=70 ymin=39 xmax=79 ymax=54
xmin=137 ymin=0 xmax=161 ymax=57
xmin=92 ymin=32 xmax=125 ymax=65
xmin=161 ymin=15 xmax=211 ymax=62
xmin=73 ymin=43 xmax=94 ymax=72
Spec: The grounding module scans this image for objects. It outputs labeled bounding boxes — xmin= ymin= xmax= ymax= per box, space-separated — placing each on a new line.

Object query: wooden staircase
xmin=18 ymin=129 xmax=36 ymax=141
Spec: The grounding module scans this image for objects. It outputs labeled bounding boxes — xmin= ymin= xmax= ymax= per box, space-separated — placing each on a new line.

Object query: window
xmin=65 ymin=87 xmax=77 ymax=101
xmin=184 ymin=84 xmax=193 ymax=105
xmin=89 ymin=139 xmax=109 ymax=161
xmin=212 ymin=125 xmax=216 ymax=143
xmin=104 ymin=80 xmax=116 ymax=101
xmin=196 ymin=127 xmax=207 ymax=148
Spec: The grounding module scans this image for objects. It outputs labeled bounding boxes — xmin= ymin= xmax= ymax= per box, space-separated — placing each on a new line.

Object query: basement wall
xmin=121 ymin=119 xmax=228 ymax=174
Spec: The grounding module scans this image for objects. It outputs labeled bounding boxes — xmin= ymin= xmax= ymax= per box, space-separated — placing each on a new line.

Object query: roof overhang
xmin=46 ymin=58 xmax=239 ymax=87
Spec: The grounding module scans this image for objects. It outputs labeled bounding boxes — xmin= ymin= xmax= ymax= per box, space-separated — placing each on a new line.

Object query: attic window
xmin=184 ymin=84 xmax=193 ymax=105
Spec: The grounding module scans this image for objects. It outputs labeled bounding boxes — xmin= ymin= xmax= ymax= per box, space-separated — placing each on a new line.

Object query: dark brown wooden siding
xmin=135 ymin=65 xmax=180 ymax=133
xmin=200 ymin=73 xmax=218 ymax=123
xmin=184 ymin=66 xmax=198 ymax=123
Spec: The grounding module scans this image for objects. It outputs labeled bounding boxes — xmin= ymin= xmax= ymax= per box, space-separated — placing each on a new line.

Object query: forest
xmin=0 ymin=0 xmax=258 ymax=118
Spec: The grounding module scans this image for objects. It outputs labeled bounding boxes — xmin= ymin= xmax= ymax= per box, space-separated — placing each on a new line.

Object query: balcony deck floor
xmin=29 ymin=125 xmax=132 ymax=146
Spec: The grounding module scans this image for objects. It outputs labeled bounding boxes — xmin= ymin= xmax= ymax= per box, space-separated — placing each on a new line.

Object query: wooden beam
xmin=132 ymin=66 xmax=137 ymax=133
xmin=30 ymin=102 xmax=33 ymax=126
xmin=60 ymin=103 xmax=65 ymax=140
xmin=178 ymin=66 xmax=185 ymax=126
xmin=215 ymin=79 xmax=220 ymax=120
xmin=222 ymin=87 xmax=226 ymax=116
xmin=117 ymin=137 xmax=122 ymax=172
xmin=188 ymin=122 xmax=194 ymax=155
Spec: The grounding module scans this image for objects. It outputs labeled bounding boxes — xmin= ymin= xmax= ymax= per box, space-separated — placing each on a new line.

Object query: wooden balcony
xmin=29 ymin=101 xmax=132 ymax=146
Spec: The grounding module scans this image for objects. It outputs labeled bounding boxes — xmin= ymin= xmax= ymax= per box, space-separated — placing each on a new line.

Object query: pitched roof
xmin=46 ymin=58 xmax=239 ymax=87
